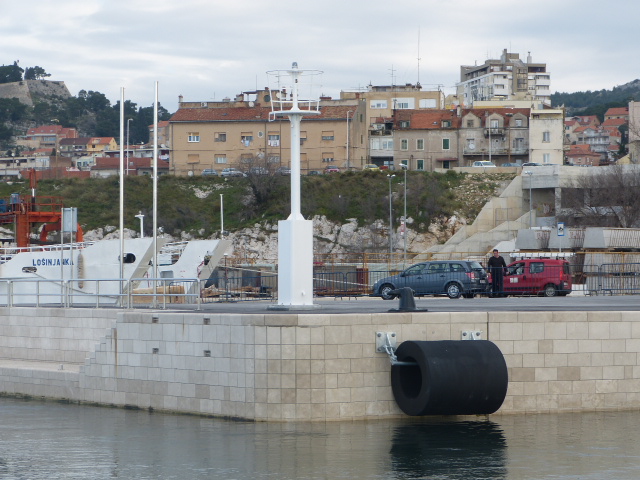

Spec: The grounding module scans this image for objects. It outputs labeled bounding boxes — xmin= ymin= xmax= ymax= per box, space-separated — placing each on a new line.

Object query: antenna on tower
xmin=417 ymin=27 xmax=422 ymax=85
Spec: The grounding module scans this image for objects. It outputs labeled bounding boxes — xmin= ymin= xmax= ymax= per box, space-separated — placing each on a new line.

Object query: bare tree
xmin=559 ymin=164 xmax=640 ymax=227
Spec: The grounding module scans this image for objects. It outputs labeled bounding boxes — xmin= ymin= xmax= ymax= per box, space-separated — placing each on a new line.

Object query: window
xmin=400 ymin=160 xmax=408 ymax=169
xmin=214 ymin=133 xmax=226 ymax=142
xmin=515 ymin=119 xmax=523 ymax=127
xmin=241 ymin=133 xmax=253 ymax=146
xmin=400 ymin=139 xmax=408 ymax=151
xmin=466 ymin=138 xmax=476 ymax=149
xmin=300 ymin=131 xmax=307 ymax=145
xmin=187 ymin=132 xmax=200 ymax=142
xmin=490 ymin=119 xmax=499 ymax=128
xmin=381 ymin=139 xmax=393 ymax=150
xmin=268 ymin=155 xmax=280 ymax=163
xmin=370 ymin=100 xmax=388 ymax=109
xmin=466 ymin=119 xmax=474 ymax=128
xmin=442 ymin=120 xmax=451 ymax=128
xmin=543 ymin=131 xmax=550 ymax=142
xmin=419 ymin=98 xmax=436 ymax=108
xmin=322 ymin=153 xmax=335 ymax=163
xmin=416 ymin=159 xmax=424 ymax=170
xmin=268 ymin=134 xmax=280 ymax=147
xmin=240 ymin=154 xmax=252 ymax=163
xmin=416 ymin=139 xmax=424 ymax=150
xmin=442 ymin=138 xmax=450 ymax=150
xmin=322 ymin=131 xmax=335 ymax=141
xmin=543 ymin=153 xmax=551 ymax=164
xmin=215 ymin=155 xmax=227 ymax=164
xmin=392 ymin=98 xmax=414 ymax=109
xmin=399 ymin=121 xmax=410 ymax=128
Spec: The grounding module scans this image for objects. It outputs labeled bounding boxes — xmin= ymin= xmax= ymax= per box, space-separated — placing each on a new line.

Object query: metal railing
xmin=2 ymin=261 xmax=640 ymax=308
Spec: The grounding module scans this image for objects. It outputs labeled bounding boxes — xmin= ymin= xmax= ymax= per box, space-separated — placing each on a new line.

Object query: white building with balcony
xmin=456 ymin=49 xmax=551 ymax=108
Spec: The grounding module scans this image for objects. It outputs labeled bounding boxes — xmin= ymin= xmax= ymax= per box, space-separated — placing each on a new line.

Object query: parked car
xmin=307 ymin=170 xmax=322 ymax=176
xmin=276 ymin=166 xmax=291 ymax=175
xmin=472 ymin=161 xmax=496 ymax=168
xmin=220 ymin=168 xmax=246 ymax=177
xmin=201 ymin=169 xmax=218 ymax=176
xmin=248 ymin=166 xmax=269 ymax=175
xmin=362 ymin=164 xmax=380 ymax=171
xmin=499 ymin=258 xmax=572 ymax=297
xmin=324 ymin=165 xmax=340 ymax=173
xmin=372 ymin=260 xmax=488 ymax=300
xmin=502 ymin=163 xmax=521 ymax=167
xmin=522 ymin=162 xmax=541 ymax=167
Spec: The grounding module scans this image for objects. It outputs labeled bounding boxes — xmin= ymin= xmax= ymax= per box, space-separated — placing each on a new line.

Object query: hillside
xmin=551 ymin=79 xmax=640 ymax=117
xmin=0 ymin=171 xmax=514 ymax=251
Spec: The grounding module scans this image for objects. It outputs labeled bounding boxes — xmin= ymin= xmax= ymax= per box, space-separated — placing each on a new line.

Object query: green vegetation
xmin=551 ymin=79 xmax=640 ymax=118
xmin=0 ymin=172 xmax=514 ymax=238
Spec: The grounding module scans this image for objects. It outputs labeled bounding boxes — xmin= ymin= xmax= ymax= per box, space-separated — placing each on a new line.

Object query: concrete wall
xmin=1 ymin=307 xmax=640 ymax=421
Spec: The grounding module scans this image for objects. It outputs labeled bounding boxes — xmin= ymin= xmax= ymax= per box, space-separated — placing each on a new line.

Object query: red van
xmin=502 ymin=258 xmax=572 ymax=297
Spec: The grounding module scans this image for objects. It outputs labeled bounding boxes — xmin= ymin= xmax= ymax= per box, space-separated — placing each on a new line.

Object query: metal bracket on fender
xmin=376 ymin=332 xmax=416 ymax=366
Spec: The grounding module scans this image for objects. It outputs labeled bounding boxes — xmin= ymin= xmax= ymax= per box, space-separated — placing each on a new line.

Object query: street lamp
xmin=346 ymin=110 xmax=352 ymax=170
xmin=135 ymin=211 xmax=144 ymax=238
xmin=387 ymin=173 xmax=395 ymax=257
xmin=220 ymin=193 xmax=225 ymax=238
xmin=401 ymin=164 xmax=408 ymax=266
xmin=524 ymin=170 xmax=533 ymax=228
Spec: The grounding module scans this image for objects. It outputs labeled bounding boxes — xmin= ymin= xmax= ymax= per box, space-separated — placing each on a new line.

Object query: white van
xmin=472 ymin=161 xmax=496 ymax=167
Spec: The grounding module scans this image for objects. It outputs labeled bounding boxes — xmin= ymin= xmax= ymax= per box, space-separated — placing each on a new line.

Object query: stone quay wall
xmin=1 ymin=307 xmax=639 ymax=421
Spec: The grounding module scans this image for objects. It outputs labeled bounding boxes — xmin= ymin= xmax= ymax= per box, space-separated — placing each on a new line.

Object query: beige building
xmin=528 ymin=108 xmax=565 ymax=165
xmin=169 ymin=89 xmax=365 ymax=175
xmin=629 ymin=101 xmax=640 ymax=164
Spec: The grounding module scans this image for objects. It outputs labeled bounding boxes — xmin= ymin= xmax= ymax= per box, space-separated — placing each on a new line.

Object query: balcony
xmin=484 ymin=128 xmax=505 ymax=137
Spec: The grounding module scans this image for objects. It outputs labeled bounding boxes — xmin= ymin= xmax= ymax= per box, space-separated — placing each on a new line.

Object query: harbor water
xmin=1 ymin=397 xmax=640 ymax=479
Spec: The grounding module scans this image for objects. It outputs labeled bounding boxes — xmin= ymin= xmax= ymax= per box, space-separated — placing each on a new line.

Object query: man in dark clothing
xmin=487 ymin=249 xmax=507 ymax=297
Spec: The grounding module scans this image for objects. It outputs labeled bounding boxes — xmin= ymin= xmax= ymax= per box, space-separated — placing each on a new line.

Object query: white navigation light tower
xmin=267 ymin=62 xmax=322 ymax=308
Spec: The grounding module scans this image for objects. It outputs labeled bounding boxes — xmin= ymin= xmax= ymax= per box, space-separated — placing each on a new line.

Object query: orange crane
xmin=0 ymin=169 xmax=83 ymax=247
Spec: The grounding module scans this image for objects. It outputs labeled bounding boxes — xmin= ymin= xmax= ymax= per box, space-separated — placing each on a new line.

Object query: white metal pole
xmin=152 ymin=82 xmax=158 ymax=288
xmin=403 ymin=166 xmax=407 ymax=265
xmin=119 ymin=88 xmax=124 ymax=283
xmin=220 ymin=193 xmax=224 ymax=237
xmin=388 ymin=174 xmax=395 ymax=257
xmin=346 ymin=111 xmax=351 ymax=170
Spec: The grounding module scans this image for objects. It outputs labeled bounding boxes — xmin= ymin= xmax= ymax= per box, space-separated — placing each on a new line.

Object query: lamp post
xmin=524 ymin=170 xmax=533 ymax=228
xmin=387 ymin=173 xmax=395 ymax=257
xmin=135 ymin=211 xmax=144 ymax=238
xmin=220 ymin=193 xmax=224 ymax=238
xmin=401 ymin=164 xmax=407 ymax=266
xmin=346 ymin=110 xmax=352 ymax=170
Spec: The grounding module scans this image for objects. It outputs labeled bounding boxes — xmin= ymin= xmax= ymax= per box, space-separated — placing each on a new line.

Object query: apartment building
xmin=392 ymin=107 xmax=533 ymax=170
xmin=169 ymin=89 xmax=364 ymax=175
xmin=456 ymin=49 xmax=551 ymax=107
xmin=341 ymin=83 xmax=445 ymax=168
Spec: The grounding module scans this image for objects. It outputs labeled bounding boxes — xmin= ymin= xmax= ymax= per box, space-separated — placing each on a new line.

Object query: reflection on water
xmin=1 ymin=397 xmax=640 ymax=479
xmin=391 ymin=420 xmax=507 ymax=479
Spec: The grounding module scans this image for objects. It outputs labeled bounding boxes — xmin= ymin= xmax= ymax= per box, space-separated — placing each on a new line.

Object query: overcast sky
xmin=2 ymin=0 xmax=638 ymax=113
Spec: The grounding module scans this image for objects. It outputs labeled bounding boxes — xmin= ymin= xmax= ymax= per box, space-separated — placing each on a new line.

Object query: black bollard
xmin=388 ymin=287 xmax=428 ymax=312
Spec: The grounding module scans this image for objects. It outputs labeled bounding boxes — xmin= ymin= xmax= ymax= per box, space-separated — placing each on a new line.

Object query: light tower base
xmin=268 ymin=218 xmax=319 ymax=310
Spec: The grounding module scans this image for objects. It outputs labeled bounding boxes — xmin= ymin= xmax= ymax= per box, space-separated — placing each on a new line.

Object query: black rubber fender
xmin=391 ymin=340 xmax=508 ymax=416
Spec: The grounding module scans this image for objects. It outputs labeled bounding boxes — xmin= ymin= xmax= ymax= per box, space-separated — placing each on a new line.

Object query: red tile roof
xmin=170 ymin=105 xmax=355 ymax=123
xmin=604 ymin=107 xmax=628 ymax=117
xmin=602 ymin=118 xmax=627 ymax=127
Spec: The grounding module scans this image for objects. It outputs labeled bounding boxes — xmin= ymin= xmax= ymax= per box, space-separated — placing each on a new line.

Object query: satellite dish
xmin=249 ymin=101 xmax=255 ymax=107
xmin=188 ymin=171 xmax=194 ymax=176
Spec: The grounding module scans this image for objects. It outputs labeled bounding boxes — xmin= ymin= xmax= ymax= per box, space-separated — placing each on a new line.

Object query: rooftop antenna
xmin=389 ymin=65 xmax=396 ymax=87
xmin=417 ymin=27 xmax=422 ymax=85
